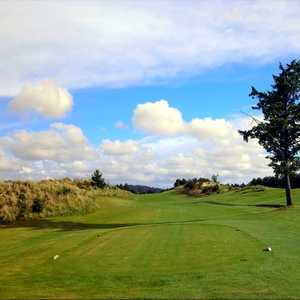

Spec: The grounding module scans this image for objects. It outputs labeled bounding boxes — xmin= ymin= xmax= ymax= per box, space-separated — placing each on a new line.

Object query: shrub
xmin=202 ymin=184 xmax=219 ymax=194
xmin=183 ymin=177 xmax=220 ymax=197
xmin=57 ymin=187 xmax=72 ymax=195
xmin=211 ymin=174 xmax=219 ymax=183
xmin=32 ymin=198 xmax=44 ymax=213
xmin=184 ymin=177 xmax=209 ymax=190
xmin=174 ymin=178 xmax=187 ymax=187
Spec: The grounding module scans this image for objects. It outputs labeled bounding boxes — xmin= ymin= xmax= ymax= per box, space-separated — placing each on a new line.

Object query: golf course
xmin=1 ymin=187 xmax=300 ymax=299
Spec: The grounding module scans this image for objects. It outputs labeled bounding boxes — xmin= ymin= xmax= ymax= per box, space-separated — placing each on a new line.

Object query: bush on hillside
xmin=174 ymin=178 xmax=188 ymax=187
xmin=184 ymin=177 xmax=210 ymax=189
xmin=179 ymin=177 xmax=220 ymax=196
xmin=31 ymin=198 xmax=43 ymax=213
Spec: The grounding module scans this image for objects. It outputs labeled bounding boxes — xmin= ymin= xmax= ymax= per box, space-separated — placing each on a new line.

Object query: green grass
xmin=1 ymin=187 xmax=300 ymax=299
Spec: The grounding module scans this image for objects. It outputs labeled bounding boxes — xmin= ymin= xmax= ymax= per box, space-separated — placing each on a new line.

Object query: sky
xmin=0 ymin=0 xmax=300 ymax=187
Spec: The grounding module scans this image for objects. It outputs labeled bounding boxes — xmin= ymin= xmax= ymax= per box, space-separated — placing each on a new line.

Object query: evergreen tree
xmin=91 ymin=169 xmax=106 ymax=188
xmin=239 ymin=60 xmax=300 ymax=206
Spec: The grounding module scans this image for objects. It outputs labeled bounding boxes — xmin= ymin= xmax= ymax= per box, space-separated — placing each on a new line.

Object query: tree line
xmin=248 ymin=175 xmax=300 ymax=189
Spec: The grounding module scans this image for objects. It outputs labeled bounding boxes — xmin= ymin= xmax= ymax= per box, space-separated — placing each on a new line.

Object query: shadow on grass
xmin=2 ymin=218 xmax=208 ymax=232
xmin=194 ymin=199 xmax=285 ymax=209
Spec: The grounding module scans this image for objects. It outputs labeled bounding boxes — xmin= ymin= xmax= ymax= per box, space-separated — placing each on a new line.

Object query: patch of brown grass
xmin=0 ymin=179 xmax=129 ymax=223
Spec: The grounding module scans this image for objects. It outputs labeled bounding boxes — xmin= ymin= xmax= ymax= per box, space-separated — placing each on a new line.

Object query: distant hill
xmin=117 ymin=184 xmax=165 ymax=194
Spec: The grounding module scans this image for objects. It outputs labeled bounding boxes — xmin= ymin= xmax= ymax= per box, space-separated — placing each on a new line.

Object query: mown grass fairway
xmin=1 ymin=188 xmax=300 ymax=299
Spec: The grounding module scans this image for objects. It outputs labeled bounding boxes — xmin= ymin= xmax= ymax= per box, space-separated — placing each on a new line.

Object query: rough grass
xmin=0 ymin=179 xmax=129 ymax=222
xmin=1 ymin=187 xmax=300 ymax=299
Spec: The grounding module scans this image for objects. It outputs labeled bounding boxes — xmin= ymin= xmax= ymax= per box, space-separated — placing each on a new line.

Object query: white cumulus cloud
xmin=133 ymin=100 xmax=185 ymax=135
xmin=1 ymin=123 xmax=97 ymax=162
xmin=101 ymin=139 xmax=139 ymax=156
xmin=188 ymin=118 xmax=236 ymax=140
xmin=0 ymin=150 xmax=22 ymax=172
xmin=133 ymin=100 xmax=259 ymax=145
xmin=9 ymin=80 xmax=73 ymax=118
xmin=0 ymin=100 xmax=273 ymax=186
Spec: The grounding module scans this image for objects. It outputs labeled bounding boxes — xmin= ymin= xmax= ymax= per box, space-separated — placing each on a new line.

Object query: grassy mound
xmin=0 ymin=179 xmax=129 ymax=223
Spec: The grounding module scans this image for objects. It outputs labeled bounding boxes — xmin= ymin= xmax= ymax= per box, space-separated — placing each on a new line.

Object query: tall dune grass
xmin=0 ymin=178 xmax=129 ymax=223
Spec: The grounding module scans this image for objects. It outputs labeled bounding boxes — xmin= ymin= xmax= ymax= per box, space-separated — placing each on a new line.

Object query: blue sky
xmin=0 ymin=1 xmax=300 ymax=186
xmin=1 ymin=62 xmax=281 ymax=144
xmin=71 ymin=62 xmax=277 ymax=143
